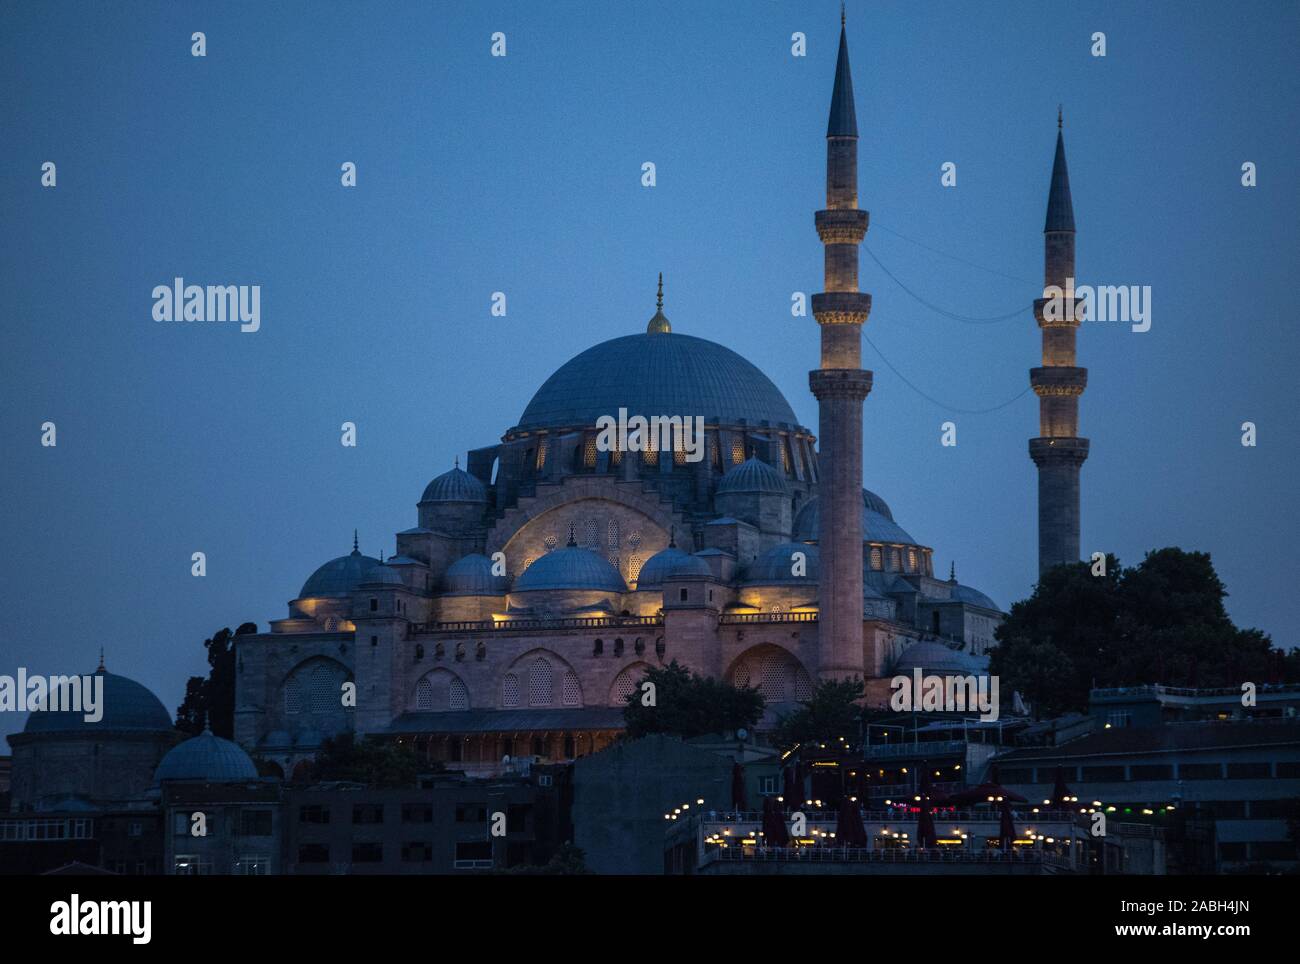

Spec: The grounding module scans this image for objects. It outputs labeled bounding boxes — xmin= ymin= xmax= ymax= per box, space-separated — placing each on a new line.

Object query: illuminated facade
xmin=232 ymin=19 xmax=1005 ymax=778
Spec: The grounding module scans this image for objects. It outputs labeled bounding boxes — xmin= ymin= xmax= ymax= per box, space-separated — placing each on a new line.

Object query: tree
xmin=501 ymin=842 xmax=591 ymax=875
xmin=175 ymin=622 xmax=257 ymax=737
xmin=774 ymin=677 xmax=864 ymax=748
xmin=990 ymin=548 xmax=1298 ymax=716
xmin=621 ymin=660 xmax=764 ymax=741
xmin=311 ymin=732 xmax=427 ymax=788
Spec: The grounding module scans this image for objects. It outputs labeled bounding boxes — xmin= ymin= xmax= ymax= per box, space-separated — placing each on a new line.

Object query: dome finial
xmin=97 ymin=647 xmax=105 ymax=672
xmin=841 ymin=1 xmax=846 ymax=28
xmin=566 ymin=531 xmax=577 ymax=548
xmin=454 ymin=455 xmax=460 ymax=469
xmin=949 ymin=561 xmax=957 ymax=583
xmin=647 ymin=273 xmax=672 ymax=334
xmin=352 ymin=529 xmax=360 ymax=555
xmin=1058 ymin=104 xmax=1063 ymax=130
xmin=668 ymin=526 xmax=676 ymax=549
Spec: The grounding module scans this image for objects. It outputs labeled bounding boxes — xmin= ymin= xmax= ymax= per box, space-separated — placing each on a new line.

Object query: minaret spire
xmin=1030 ymin=112 xmax=1088 ymax=574
xmin=647 ymin=273 xmax=671 ymax=333
xmin=811 ymin=15 xmax=872 ymax=681
xmin=352 ymin=529 xmax=359 ymax=555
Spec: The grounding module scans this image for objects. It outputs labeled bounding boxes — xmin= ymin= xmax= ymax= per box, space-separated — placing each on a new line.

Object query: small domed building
xmin=7 ymin=663 xmax=178 ymax=811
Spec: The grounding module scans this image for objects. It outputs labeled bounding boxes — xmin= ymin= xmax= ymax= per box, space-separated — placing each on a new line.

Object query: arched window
xmin=416 ymin=677 xmax=434 ymax=710
xmin=284 ymin=677 xmax=302 ymax=714
xmin=308 ymin=665 xmax=336 ymax=713
xmin=870 ymin=546 xmax=883 ymax=570
xmin=528 ymin=659 xmax=553 ymax=706
xmin=730 ymin=436 xmax=745 ymax=465
xmin=628 ymin=554 xmax=643 ymax=583
xmin=502 ymin=673 xmax=520 ymax=708
xmin=584 ymin=518 xmax=600 ymax=548
xmin=562 ymin=672 xmax=581 ymax=707
xmin=450 ymin=677 xmax=469 ymax=711
xmin=593 ymin=638 xmax=604 ymax=656
xmin=583 ymin=434 xmax=598 ymax=468
xmin=607 ymin=520 xmax=619 ymax=548
xmin=614 ymin=638 xmax=624 ymax=657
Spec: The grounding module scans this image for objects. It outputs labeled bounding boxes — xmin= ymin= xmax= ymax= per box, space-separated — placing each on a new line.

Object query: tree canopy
xmin=175 ymin=622 xmax=257 ymax=737
xmin=990 ymin=548 xmax=1298 ymax=718
xmin=773 ymin=677 xmax=864 ymax=749
xmin=310 ymin=732 xmax=429 ymax=788
xmin=621 ymin=660 xmax=764 ymax=741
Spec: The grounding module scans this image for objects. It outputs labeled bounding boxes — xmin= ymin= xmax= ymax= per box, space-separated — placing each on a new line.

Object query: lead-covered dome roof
xmin=635 ymin=547 xmax=712 ymax=588
xmin=743 ymin=543 xmax=820 ymax=585
xmin=513 ymin=545 xmax=627 ymax=593
xmin=300 ymin=543 xmax=382 ymax=598
xmin=153 ymin=729 xmax=258 ymax=784
xmin=717 ymin=456 xmax=789 ymax=495
xmin=444 ymin=553 xmax=509 ymax=595
xmin=793 ymin=491 xmax=918 ymax=546
xmin=421 ymin=465 xmax=487 ymax=503
xmin=892 ymin=640 xmax=982 ymax=676
xmin=510 ymin=332 xmax=804 ymax=435
xmin=23 ymin=669 xmax=172 ymax=735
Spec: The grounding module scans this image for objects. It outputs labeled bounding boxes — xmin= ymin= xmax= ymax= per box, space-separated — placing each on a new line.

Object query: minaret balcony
xmin=815 ymin=209 xmax=869 ymax=245
xmin=1034 ymin=297 xmax=1084 ymax=328
xmin=812 ymin=291 xmax=872 ymax=325
xmin=1028 ymin=436 xmax=1090 ymax=467
xmin=809 ymin=368 xmax=873 ymax=401
xmin=1030 ymin=366 xmax=1087 ymax=396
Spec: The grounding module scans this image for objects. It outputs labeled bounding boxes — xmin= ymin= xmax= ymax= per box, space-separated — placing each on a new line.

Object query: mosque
xmin=8 ymin=16 xmax=1084 ymax=805
xmin=229 ymin=15 xmax=1082 ymax=781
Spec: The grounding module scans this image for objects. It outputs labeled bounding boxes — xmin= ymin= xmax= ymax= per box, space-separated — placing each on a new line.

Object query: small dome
xmin=24 ymin=669 xmax=172 ymax=735
xmin=892 ymin=640 xmax=982 ymax=676
xmin=743 ymin=543 xmax=820 ymax=585
xmin=951 ymin=583 xmax=1001 ymax=612
xmin=717 ymin=456 xmax=789 ymax=495
xmin=360 ymin=564 xmax=404 ymax=587
xmin=513 ymin=545 xmax=627 ymax=593
xmin=421 ymin=466 xmax=487 ymax=503
xmin=153 ymin=729 xmax=258 ymax=784
xmin=444 ymin=553 xmax=508 ymax=595
xmin=793 ymin=491 xmax=916 ymax=545
xmin=636 ymin=547 xmax=712 ymax=588
xmin=300 ymin=539 xmax=382 ymax=598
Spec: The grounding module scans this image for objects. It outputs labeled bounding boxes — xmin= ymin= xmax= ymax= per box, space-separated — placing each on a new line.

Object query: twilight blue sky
xmin=1 ymin=1 xmax=1297 ymax=741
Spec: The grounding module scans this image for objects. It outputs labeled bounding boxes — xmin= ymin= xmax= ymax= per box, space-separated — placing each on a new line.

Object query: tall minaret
xmin=811 ymin=10 xmax=872 ymax=681
xmin=1029 ymin=110 xmax=1089 ymax=574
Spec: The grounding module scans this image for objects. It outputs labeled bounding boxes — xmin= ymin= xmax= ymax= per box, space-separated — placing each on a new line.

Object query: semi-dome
xmin=743 ymin=543 xmax=820 ymax=585
xmin=510 ymin=332 xmax=803 ymax=435
xmin=513 ymin=545 xmax=627 ymax=593
xmin=793 ymin=491 xmax=918 ymax=545
xmin=300 ymin=540 xmax=382 ymax=598
xmin=892 ymin=640 xmax=982 ymax=676
xmin=717 ymin=456 xmax=789 ymax=495
xmin=421 ymin=465 xmax=487 ymax=503
xmin=23 ymin=668 xmax=172 ymax=735
xmin=951 ymin=583 xmax=1001 ymax=612
xmin=153 ymin=729 xmax=258 ymax=784
xmin=444 ymin=553 xmax=509 ymax=595
xmin=635 ymin=546 xmax=712 ymax=588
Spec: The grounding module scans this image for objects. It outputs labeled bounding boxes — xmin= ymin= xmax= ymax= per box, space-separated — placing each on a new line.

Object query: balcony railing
xmin=409 ymin=615 xmax=663 ymax=636
xmin=701 ymin=846 xmax=1045 ymax=866
xmin=862 ymin=740 xmax=968 ymax=759
xmin=718 ymin=612 xmax=818 ymax=625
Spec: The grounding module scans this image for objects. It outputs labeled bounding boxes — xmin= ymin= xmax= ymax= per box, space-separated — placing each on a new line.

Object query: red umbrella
xmin=761 ymin=796 xmax=790 ymax=847
xmin=731 ymin=762 xmax=748 ymax=812
xmin=836 ymin=797 xmax=868 ymax=847
xmin=998 ymin=796 xmax=1018 ymax=851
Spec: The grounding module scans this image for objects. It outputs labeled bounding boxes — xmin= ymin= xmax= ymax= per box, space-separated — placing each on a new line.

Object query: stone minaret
xmin=1029 ymin=110 xmax=1088 ymax=574
xmin=810 ymin=13 xmax=872 ymax=681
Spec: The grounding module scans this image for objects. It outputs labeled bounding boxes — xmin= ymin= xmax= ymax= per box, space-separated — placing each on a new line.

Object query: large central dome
xmin=509 ymin=332 xmax=803 ymax=436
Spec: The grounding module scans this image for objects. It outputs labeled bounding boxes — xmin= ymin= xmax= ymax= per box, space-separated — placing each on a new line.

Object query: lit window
xmin=628 ymin=554 xmax=643 ymax=582
xmin=730 ymin=437 xmax=745 ymax=465
xmin=535 ymin=443 xmax=547 ymax=471
xmin=642 ymin=446 xmax=659 ymax=466
xmin=583 ymin=434 xmax=597 ymax=468
xmin=908 ymin=548 xmax=918 ymax=572
xmin=870 ymin=546 xmax=883 ymax=570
